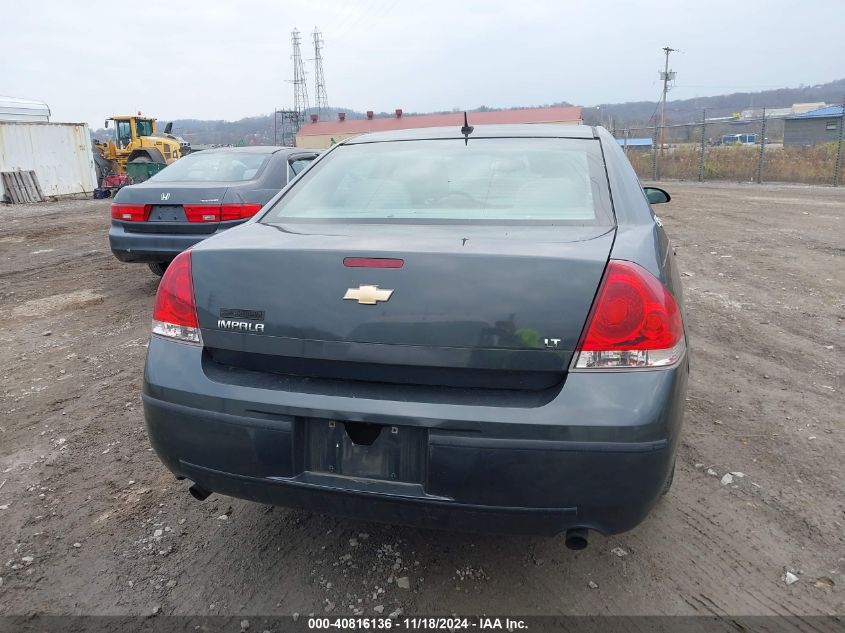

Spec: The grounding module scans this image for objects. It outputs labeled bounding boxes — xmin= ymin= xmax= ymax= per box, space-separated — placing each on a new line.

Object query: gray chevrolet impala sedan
xmin=143 ymin=124 xmax=688 ymax=547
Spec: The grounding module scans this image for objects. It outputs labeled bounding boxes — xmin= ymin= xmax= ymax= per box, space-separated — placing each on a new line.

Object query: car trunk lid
xmin=192 ymin=222 xmax=614 ymax=390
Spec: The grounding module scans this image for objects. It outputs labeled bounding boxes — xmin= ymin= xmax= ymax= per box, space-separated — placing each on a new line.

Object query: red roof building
xmin=295 ymin=106 xmax=582 ymax=148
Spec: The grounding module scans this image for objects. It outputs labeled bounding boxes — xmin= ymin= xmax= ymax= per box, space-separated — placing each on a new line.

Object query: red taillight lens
xmin=182 ymin=203 xmax=262 ymax=222
xmin=221 ymin=203 xmax=263 ymax=221
xmin=111 ymin=203 xmax=150 ymax=222
xmin=575 ymin=260 xmax=684 ymax=369
xmin=183 ymin=204 xmax=221 ymax=222
xmin=151 ymin=251 xmax=201 ymax=343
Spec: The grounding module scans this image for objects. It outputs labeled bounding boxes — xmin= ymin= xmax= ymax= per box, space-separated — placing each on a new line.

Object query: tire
xmin=131 ymin=155 xmax=152 ymax=163
xmin=661 ymin=462 xmax=675 ymax=495
xmin=148 ymin=262 xmax=169 ymax=276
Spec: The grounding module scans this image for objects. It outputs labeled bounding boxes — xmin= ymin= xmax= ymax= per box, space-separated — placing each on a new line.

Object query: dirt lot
xmin=0 ymin=183 xmax=843 ymax=617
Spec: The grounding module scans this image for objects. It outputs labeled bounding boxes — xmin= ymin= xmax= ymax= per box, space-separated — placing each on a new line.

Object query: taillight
xmin=111 ymin=203 xmax=150 ymax=222
xmin=221 ymin=203 xmax=263 ymax=221
xmin=151 ymin=251 xmax=201 ymax=344
xmin=182 ymin=203 xmax=262 ymax=222
xmin=183 ymin=204 xmax=221 ymax=222
xmin=573 ymin=260 xmax=685 ymax=369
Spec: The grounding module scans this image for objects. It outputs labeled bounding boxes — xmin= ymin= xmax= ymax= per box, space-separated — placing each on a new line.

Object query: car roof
xmin=344 ymin=124 xmax=598 ymax=144
xmin=196 ymin=146 xmax=316 ymax=155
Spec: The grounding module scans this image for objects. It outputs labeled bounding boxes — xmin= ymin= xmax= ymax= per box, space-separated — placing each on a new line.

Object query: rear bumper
xmin=143 ymin=337 xmax=688 ymax=536
xmin=108 ymin=220 xmax=243 ymax=263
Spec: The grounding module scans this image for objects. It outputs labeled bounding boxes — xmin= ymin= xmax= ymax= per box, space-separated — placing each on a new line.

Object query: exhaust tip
xmin=188 ymin=483 xmax=211 ymax=501
xmin=565 ymin=528 xmax=589 ymax=551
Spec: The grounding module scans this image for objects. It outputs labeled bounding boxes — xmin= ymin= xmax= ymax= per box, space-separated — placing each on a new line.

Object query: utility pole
xmin=698 ymin=108 xmax=706 ymax=182
xmin=756 ymin=107 xmax=767 ymax=184
xmin=834 ymin=94 xmax=845 ymax=187
xmin=658 ymin=46 xmax=677 ymax=159
xmin=652 ymin=118 xmax=659 ymax=181
xmin=273 ymin=109 xmax=299 ymax=146
xmin=289 ymin=28 xmax=310 ymax=135
xmin=312 ymin=28 xmax=329 ymax=121
xmin=275 ymin=109 xmax=300 ymax=147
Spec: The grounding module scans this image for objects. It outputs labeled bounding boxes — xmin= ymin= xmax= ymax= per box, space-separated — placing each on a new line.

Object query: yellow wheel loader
xmin=93 ymin=114 xmax=188 ymax=184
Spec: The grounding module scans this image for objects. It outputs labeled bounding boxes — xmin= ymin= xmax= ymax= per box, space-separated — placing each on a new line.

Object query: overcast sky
xmin=2 ymin=0 xmax=844 ymax=127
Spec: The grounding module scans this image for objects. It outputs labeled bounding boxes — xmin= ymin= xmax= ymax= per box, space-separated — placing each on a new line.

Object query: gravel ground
xmin=0 ymin=183 xmax=843 ymax=617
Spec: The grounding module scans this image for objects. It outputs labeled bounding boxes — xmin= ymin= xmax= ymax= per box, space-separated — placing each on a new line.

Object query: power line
xmin=313 ymin=28 xmax=329 ymax=121
xmin=332 ymin=0 xmax=382 ymax=42
xmin=331 ymin=0 xmax=399 ymax=46
xmin=645 ymin=88 xmax=668 ymax=126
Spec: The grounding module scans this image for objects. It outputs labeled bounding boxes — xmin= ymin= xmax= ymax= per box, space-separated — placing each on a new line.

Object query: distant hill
xmin=90 ymin=79 xmax=845 ymax=145
xmin=581 ymin=78 xmax=845 ymax=128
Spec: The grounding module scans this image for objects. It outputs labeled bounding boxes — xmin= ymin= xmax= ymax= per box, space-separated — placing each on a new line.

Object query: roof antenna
xmin=460 ymin=111 xmax=474 ymax=145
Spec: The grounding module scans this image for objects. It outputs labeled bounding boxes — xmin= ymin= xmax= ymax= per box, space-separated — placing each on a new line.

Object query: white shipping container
xmin=0 ymin=96 xmax=51 ymax=122
xmin=0 ymin=122 xmax=97 ymax=201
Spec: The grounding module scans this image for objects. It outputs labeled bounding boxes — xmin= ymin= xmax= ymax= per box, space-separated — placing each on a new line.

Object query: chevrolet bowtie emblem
xmin=343 ymin=285 xmax=394 ymax=305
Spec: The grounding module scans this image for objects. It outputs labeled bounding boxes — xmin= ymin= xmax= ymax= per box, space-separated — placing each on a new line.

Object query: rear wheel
xmin=148 ymin=262 xmax=169 ymax=276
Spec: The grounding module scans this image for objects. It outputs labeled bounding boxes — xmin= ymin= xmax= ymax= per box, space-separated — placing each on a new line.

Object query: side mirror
xmin=164 ymin=122 xmax=173 ymax=134
xmin=644 ymin=186 xmax=671 ymax=204
xmin=104 ymin=120 xmax=109 ymax=128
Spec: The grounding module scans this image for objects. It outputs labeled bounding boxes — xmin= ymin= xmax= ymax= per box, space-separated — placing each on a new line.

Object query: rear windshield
xmin=262 ymin=138 xmax=613 ymax=225
xmin=151 ymin=151 xmax=271 ymax=182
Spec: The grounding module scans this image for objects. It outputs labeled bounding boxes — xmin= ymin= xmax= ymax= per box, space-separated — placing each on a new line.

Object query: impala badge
xmin=343 ymin=285 xmax=394 ymax=305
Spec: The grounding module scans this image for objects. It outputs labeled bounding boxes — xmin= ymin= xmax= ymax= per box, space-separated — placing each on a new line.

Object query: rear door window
xmin=262 ymin=138 xmax=613 ymax=225
xmin=288 ymin=155 xmax=317 ymax=180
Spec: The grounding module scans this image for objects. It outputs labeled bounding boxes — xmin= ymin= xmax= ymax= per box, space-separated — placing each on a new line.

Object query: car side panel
xmin=599 ymin=128 xmax=682 ymax=301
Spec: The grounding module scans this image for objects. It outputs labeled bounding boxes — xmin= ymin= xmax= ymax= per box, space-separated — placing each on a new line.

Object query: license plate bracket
xmin=305 ymin=419 xmax=426 ymax=484
xmin=147 ymin=205 xmax=186 ymax=222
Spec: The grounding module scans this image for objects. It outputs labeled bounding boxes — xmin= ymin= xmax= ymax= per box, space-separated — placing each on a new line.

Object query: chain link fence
xmin=612 ymin=104 xmax=845 ymax=186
